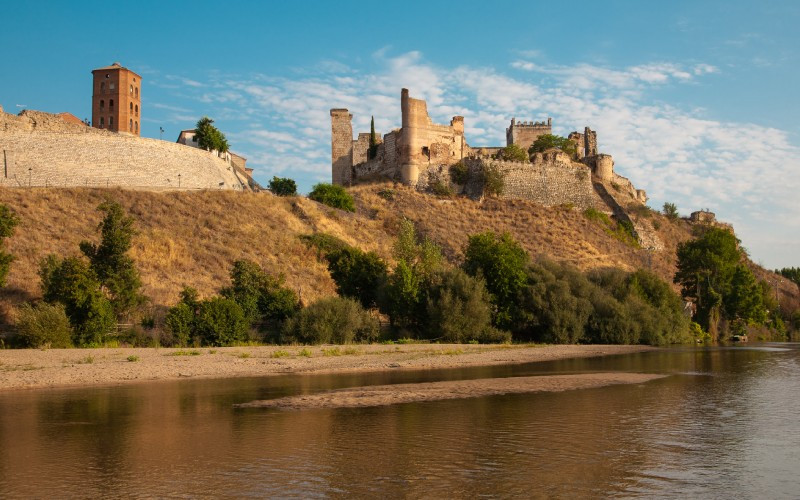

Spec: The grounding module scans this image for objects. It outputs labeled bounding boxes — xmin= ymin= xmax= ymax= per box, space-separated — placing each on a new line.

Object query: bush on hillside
xmin=308 ymin=183 xmax=356 ymax=212
xmin=221 ymin=260 xmax=300 ymax=329
xmin=268 ymin=176 xmax=297 ymax=196
xmin=299 ymin=232 xmax=350 ymax=258
xmin=663 ymin=202 xmax=679 ymax=221
xmin=39 ymin=255 xmax=115 ymax=346
xmin=165 ymin=301 xmax=195 ymax=347
xmin=480 ymin=164 xmax=505 ymax=197
xmin=14 ymin=302 xmax=73 ymax=348
xmin=528 ymin=134 xmax=577 ymax=156
xmin=0 ymin=204 xmax=20 ymax=287
xmin=495 ymin=144 xmax=529 ymax=162
xmin=449 ymin=162 xmax=469 ymax=184
xmin=282 ymin=296 xmax=379 ymax=344
xmin=325 ymin=247 xmax=388 ymax=309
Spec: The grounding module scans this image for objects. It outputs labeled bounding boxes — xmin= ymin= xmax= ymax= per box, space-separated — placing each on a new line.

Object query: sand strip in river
xmin=0 ymin=344 xmax=654 ymax=391
xmin=236 ymin=372 xmax=666 ymax=410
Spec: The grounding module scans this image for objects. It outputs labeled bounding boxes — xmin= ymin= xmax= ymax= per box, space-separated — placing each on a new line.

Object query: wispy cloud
xmin=160 ymin=51 xmax=799 ymax=267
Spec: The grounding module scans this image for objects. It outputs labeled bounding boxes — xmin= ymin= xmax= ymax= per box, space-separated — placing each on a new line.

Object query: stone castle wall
xmin=0 ymin=110 xmax=246 ymax=190
xmin=460 ymin=155 xmax=597 ymax=209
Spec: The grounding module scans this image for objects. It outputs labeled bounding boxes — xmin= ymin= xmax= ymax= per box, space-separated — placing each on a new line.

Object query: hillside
xmin=1 ymin=184 xmax=797 ymax=328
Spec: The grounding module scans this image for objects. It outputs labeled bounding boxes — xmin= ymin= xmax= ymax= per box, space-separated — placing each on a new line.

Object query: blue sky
xmin=1 ymin=0 xmax=798 ymax=268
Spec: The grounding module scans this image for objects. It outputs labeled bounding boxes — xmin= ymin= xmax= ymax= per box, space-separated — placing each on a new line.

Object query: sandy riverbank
xmin=0 ymin=344 xmax=654 ymax=391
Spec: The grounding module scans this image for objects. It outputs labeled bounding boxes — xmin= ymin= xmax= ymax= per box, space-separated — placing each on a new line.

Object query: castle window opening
xmin=109 ymin=99 xmax=114 ymax=110
xmin=100 ymin=117 xmax=104 ymax=128
xmin=135 ymin=87 xmax=138 ymax=98
xmin=100 ymin=82 xmax=105 ymax=91
xmin=110 ymin=83 xmax=115 ymax=90
xmin=135 ymin=105 xmax=138 ymax=116
xmin=129 ymin=119 xmax=133 ymax=131
xmin=130 ymin=84 xmax=134 ymax=94
xmin=109 ymin=116 xmax=114 ymax=128
xmin=130 ymin=102 xmax=133 ymax=113
xmin=135 ymin=121 xmax=138 ymax=133
xmin=422 ymin=146 xmax=430 ymax=159
xmin=100 ymin=99 xmax=105 ymax=109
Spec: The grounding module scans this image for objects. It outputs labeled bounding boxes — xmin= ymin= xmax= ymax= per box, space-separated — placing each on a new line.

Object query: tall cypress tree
xmin=368 ymin=116 xmax=378 ymax=160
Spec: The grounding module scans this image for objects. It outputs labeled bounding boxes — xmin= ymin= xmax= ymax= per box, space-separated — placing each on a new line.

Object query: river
xmin=1 ymin=343 xmax=798 ymax=498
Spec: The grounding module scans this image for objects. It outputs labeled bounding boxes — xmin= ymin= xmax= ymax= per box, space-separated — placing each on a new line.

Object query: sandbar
xmin=0 ymin=343 xmax=654 ymax=391
xmin=236 ymin=372 xmax=666 ymax=410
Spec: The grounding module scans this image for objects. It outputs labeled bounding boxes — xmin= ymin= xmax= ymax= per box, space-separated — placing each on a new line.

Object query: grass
xmin=76 ymin=355 xmax=94 ymax=364
xmin=235 ymin=352 xmax=251 ymax=359
xmin=126 ymin=355 xmax=140 ymax=362
xmin=298 ymin=348 xmax=312 ymax=358
xmin=167 ymin=349 xmax=201 ymax=356
xmin=270 ymin=350 xmax=290 ymax=358
xmin=322 ymin=347 xmax=342 ymax=356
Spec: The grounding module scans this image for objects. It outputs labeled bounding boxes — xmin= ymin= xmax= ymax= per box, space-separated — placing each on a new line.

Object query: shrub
xmin=481 ymin=164 xmax=505 ymax=197
xmin=220 ymin=260 xmax=300 ymax=329
xmin=496 ymin=144 xmax=529 ymax=162
xmin=268 ymin=176 xmax=297 ymax=196
xmin=165 ymin=302 xmax=195 ymax=347
xmin=39 ymin=256 xmax=115 ymax=346
xmin=325 ymin=247 xmax=388 ymax=309
xmin=449 ymin=162 xmax=469 ymax=184
xmin=425 ymin=268 xmax=496 ymax=343
xmin=521 ymin=264 xmax=592 ymax=343
xmin=283 ymin=296 xmax=379 ymax=344
xmin=0 ymin=204 xmax=20 ymax=287
xmin=663 ymin=202 xmax=679 ymax=221
xmin=309 ymin=183 xmax=355 ymax=212
xmin=195 ymin=297 xmax=248 ymax=346
xmin=430 ymin=180 xmax=454 ymax=197
xmin=14 ymin=303 xmax=73 ymax=348
xmin=377 ymin=188 xmax=395 ymax=201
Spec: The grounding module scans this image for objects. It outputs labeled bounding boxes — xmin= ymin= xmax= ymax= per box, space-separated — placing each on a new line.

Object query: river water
xmin=1 ymin=344 xmax=799 ymax=498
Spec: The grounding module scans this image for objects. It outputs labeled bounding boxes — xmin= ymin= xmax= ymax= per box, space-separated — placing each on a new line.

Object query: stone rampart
xmin=0 ymin=110 xmax=246 ymax=190
xmin=462 ymin=156 xmax=596 ymax=208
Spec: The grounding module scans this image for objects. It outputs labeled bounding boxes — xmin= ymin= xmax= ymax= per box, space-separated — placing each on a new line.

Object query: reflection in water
xmin=1 ymin=344 xmax=799 ymax=497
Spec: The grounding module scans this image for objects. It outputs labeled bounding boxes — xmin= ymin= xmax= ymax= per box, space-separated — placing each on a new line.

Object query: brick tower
xmin=91 ymin=62 xmax=142 ymax=136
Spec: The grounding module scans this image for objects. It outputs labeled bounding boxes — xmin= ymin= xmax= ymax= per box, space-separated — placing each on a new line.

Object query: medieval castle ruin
xmin=1 ymin=62 xmax=256 ymax=191
xmin=331 ymin=89 xmax=648 ymax=210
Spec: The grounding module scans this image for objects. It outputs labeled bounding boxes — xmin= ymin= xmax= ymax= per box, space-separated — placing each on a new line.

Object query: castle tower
xmin=506 ymin=117 xmax=552 ymax=151
xmin=330 ymin=108 xmax=353 ymax=185
xmin=91 ymin=62 xmax=141 ymax=136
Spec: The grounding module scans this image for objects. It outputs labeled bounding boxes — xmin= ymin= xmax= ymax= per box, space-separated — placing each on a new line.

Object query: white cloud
xmin=163 ymin=51 xmax=800 ymax=267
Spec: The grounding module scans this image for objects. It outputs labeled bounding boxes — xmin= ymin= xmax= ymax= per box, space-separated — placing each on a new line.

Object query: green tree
xmin=268 ymin=176 xmax=297 ymax=196
xmin=220 ymin=260 xmax=300 ymax=328
xmin=674 ymin=227 xmax=766 ymax=338
xmin=462 ymin=231 xmax=529 ymax=331
xmin=776 ymin=267 xmax=800 ymax=287
xmin=368 ymin=115 xmax=379 ymax=160
xmin=663 ymin=202 xmax=679 ymax=221
xmin=308 ymin=183 xmax=356 ymax=212
xmin=0 ymin=204 xmax=20 ymax=287
xmin=528 ymin=134 xmax=577 ymax=156
xmin=164 ymin=301 xmax=195 ymax=347
xmin=496 ymin=144 xmax=529 ymax=162
xmin=39 ymin=256 xmax=115 ymax=346
xmin=283 ymin=296 xmax=379 ymax=344
xmin=325 ymin=247 xmax=388 ymax=309
xmin=384 ymin=219 xmax=444 ymax=332
xmin=522 ymin=263 xmax=592 ymax=343
xmin=425 ymin=268 xmax=495 ymax=342
xmin=79 ymin=200 xmax=143 ymax=318
xmin=194 ymin=117 xmax=229 ymax=153
xmin=195 ymin=297 xmax=248 ymax=346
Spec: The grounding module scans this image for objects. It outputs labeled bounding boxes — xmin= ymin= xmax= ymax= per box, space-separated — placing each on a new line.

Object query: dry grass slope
xmin=1 ymin=183 xmax=796 ymax=327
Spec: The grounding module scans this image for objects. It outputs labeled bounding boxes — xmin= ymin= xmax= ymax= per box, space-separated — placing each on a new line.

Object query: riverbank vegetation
xmin=0 ymin=186 xmax=796 ymax=348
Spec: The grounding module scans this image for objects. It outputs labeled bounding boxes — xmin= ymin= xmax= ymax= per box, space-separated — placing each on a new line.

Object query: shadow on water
xmin=1 ymin=343 xmax=798 ymax=497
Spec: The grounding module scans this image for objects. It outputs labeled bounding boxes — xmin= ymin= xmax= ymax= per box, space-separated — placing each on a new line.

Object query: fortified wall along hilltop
xmin=330 ymin=88 xmax=648 ymax=210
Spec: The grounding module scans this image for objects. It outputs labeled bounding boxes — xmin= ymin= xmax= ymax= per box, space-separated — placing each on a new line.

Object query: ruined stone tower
xmin=506 ymin=117 xmax=552 ymax=151
xmin=91 ymin=62 xmax=141 ymax=136
xmin=330 ymin=109 xmax=353 ymax=185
